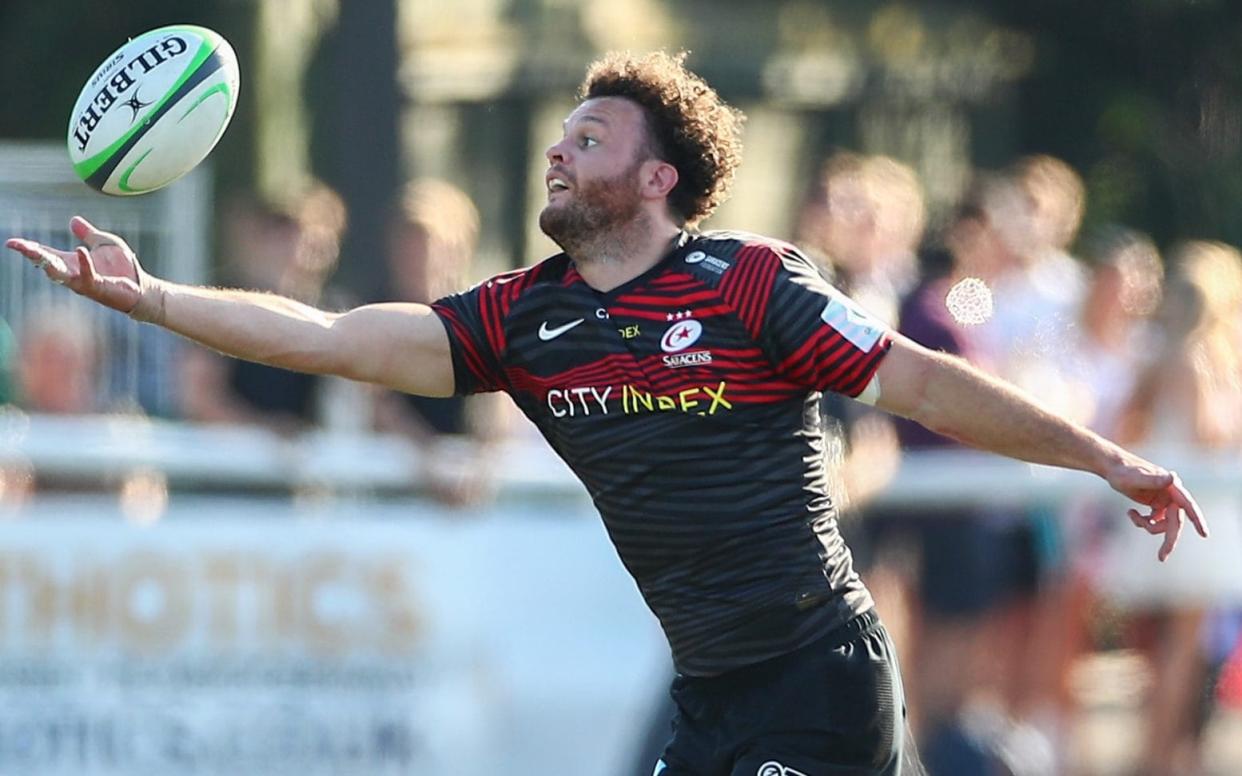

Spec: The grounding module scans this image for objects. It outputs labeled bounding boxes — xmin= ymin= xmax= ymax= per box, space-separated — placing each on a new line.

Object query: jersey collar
xmin=570 ymin=230 xmax=694 ymax=301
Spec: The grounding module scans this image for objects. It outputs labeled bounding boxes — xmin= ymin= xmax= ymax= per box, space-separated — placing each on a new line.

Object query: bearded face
xmin=539 ymin=154 xmax=646 ymax=255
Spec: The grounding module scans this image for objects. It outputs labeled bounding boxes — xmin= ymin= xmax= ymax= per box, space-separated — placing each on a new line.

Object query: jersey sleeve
xmin=720 ymin=241 xmax=893 ymax=398
xmin=430 ymin=278 xmax=511 ymax=396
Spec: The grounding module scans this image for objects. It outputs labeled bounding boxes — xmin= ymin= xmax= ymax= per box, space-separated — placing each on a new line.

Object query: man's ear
xmin=641 ymin=159 xmax=679 ymax=200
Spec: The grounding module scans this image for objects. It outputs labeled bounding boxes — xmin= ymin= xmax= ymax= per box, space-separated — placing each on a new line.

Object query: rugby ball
xmin=67 ymin=25 xmax=239 ymax=196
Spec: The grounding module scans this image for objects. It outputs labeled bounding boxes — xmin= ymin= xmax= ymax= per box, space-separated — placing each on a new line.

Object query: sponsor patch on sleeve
xmin=820 ymin=295 xmax=885 ymax=351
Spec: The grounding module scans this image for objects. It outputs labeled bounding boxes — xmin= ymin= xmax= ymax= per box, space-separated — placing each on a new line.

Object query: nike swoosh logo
xmin=538 ymin=318 xmax=584 ymax=341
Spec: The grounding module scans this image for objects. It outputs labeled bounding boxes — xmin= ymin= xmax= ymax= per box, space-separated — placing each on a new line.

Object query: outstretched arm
xmin=6 ymin=216 xmax=456 ymax=397
xmin=873 ymin=334 xmax=1208 ymax=561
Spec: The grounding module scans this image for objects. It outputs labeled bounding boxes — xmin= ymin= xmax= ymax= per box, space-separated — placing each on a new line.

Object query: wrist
xmin=1092 ymin=438 xmax=1129 ymax=479
xmin=128 ymin=270 xmax=169 ymax=325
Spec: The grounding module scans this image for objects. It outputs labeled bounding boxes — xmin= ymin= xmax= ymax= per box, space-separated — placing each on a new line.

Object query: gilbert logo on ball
xmin=67 ymin=25 xmax=240 ymax=196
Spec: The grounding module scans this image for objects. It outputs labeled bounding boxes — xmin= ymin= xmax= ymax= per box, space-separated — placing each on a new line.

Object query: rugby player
xmin=7 ymin=51 xmax=1205 ymax=776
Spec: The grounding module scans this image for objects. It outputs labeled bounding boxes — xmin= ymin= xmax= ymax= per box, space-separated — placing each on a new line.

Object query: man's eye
xmin=581 ymin=136 xmax=598 ymax=148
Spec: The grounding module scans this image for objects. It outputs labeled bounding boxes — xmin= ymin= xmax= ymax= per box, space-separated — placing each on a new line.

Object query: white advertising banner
xmin=0 ymin=495 xmax=670 ymax=776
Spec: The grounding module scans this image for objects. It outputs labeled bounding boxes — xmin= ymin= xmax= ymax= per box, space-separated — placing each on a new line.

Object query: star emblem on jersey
xmin=757 ymin=762 xmax=807 ymax=776
xmin=538 ymin=318 xmax=585 ymax=341
xmin=123 ymin=91 xmax=152 ymax=123
xmin=660 ymin=319 xmax=703 ymax=353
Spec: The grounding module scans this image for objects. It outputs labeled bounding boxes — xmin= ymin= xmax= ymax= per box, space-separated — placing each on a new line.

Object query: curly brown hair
xmin=580 ymin=51 xmax=745 ymax=228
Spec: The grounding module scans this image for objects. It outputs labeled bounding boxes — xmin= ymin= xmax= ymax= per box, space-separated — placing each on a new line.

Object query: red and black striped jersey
xmin=432 ymin=230 xmax=893 ymax=676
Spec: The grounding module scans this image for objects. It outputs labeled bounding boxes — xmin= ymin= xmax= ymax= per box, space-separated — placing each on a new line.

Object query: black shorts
xmin=655 ymin=609 xmax=908 ymax=776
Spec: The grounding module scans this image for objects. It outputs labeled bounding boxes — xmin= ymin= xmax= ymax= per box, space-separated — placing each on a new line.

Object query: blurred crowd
xmin=796 ymin=151 xmax=1242 ymax=776
xmin=2 ymin=154 xmax=1242 ymax=774
xmin=0 ymin=177 xmax=515 ymax=508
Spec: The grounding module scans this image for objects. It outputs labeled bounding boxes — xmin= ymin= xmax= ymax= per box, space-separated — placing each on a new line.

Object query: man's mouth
xmin=546 ymin=171 xmax=572 ymax=197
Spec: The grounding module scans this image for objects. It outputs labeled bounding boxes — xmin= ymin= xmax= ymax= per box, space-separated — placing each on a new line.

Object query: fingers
xmin=1127 ymin=478 xmax=1208 ymax=562
xmin=1158 ymin=504 xmax=1183 ymax=562
xmin=1150 ymin=476 xmax=1206 ymax=562
xmin=1128 ymin=503 xmax=1180 ymax=562
xmin=1128 ymin=508 xmax=1164 ymax=535
xmin=6 ymin=237 xmax=72 ymax=279
xmin=6 ymin=238 xmax=43 ymax=261
xmin=1169 ymin=474 xmax=1209 ymax=538
xmin=75 ymin=246 xmax=97 ymax=289
xmin=70 ymin=215 xmax=126 ymax=251
xmin=70 ymin=216 xmax=105 ymax=248
xmin=1187 ymin=504 xmax=1209 ymax=539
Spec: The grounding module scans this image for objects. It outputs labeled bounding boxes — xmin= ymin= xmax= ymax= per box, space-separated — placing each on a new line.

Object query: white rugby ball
xmin=67 ymin=24 xmax=240 ymax=196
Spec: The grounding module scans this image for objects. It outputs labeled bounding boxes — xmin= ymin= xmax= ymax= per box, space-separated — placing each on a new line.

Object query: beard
xmin=539 ymin=160 xmax=646 ymax=258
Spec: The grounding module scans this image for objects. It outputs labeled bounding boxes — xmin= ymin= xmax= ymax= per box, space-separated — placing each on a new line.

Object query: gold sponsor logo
xmin=621 ymin=381 xmax=731 ymax=416
xmin=547 ymin=381 xmax=732 ymax=417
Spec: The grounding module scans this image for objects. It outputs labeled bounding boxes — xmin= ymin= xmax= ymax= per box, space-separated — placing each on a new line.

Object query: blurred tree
xmin=987 ymin=0 xmax=1242 ymax=249
xmin=310 ymin=0 xmax=400 ymax=302
xmin=253 ymin=0 xmax=340 ymax=208
xmin=4 ymin=0 xmax=1242 ymax=265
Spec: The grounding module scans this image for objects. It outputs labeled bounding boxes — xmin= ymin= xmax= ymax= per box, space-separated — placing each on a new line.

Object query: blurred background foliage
xmin=2 ymin=0 xmax=1241 ymax=297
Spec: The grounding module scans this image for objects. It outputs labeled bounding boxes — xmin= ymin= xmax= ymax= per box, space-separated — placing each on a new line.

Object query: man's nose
xmin=546 ymin=139 xmax=569 ymax=165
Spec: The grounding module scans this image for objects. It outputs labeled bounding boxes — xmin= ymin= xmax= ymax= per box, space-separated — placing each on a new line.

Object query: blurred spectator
xmin=1016 ymin=153 xmax=1086 ymax=261
xmin=936 ymin=170 xmax=1032 ymax=371
xmin=5 ymin=305 xmax=103 ymax=503
xmin=1065 ymin=226 xmax=1164 ymax=432
xmin=1017 ymin=227 xmax=1166 ymax=768
xmin=933 ymin=162 xmax=1095 ymax=772
xmin=794 ymin=154 xmax=925 ymax=714
xmin=16 ymin=305 xmax=101 ymax=415
xmin=795 ymin=151 xmax=926 ymax=508
xmin=100 ymin=307 xmax=186 ymax=418
xmin=873 ymin=176 xmax=1056 ymax=776
xmin=795 ymin=150 xmax=924 ymax=327
xmin=1121 ymin=240 xmax=1242 ymax=450
xmin=1103 ymin=239 xmax=1242 ymax=776
xmin=1059 ymin=225 xmax=1164 ymax=574
xmin=378 ymin=179 xmax=513 ymax=506
xmin=0 ymin=306 xmax=101 ymax=504
xmin=179 ymin=181 xmax=351 ymax=434
xmin=971 ymin=155 xmax=1089 ymax=416
xmin=386 ymin=179 xmax=479 ymax=305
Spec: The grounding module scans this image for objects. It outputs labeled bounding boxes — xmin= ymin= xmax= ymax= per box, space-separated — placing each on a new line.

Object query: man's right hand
xmin=9 ymin=215 xmax=457 ymax=397
xmin=5 ymin=216 xmax=147 ymax=316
